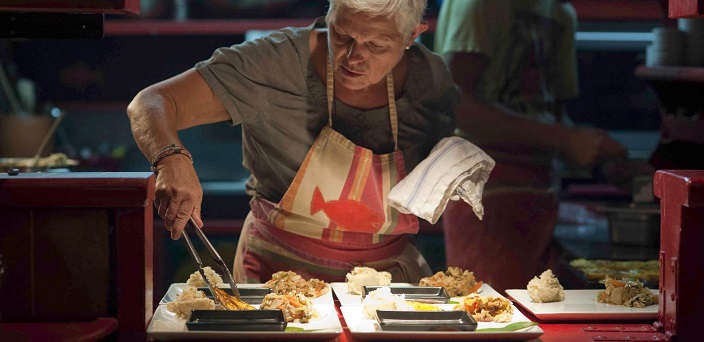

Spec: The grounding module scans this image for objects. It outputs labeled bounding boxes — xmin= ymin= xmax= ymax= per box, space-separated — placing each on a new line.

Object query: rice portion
xmin=527 ymin=269 xmax=565 ymax=303
xmin=361 ymin=287 xmax=412 ymax=319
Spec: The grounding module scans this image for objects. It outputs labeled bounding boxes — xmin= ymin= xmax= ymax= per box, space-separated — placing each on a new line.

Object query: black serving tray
xmin=197 ymin=287 xmax=272 ymax=305
xmin=376 ymin=310 xmax=477 ymax=332
xmin=186 ymin=310 xmax=287 ymax=331
xmin=362 ymin=286 xmax=450 ymax=304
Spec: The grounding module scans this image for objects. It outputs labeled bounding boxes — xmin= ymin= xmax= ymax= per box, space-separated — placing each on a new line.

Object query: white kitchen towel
xmin=388 ymin=136 xmax=495 ymax=224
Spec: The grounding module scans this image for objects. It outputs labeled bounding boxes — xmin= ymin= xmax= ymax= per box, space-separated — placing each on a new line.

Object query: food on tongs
xmin=419 ymin=266 xmax=482 ymax=297
xmin=346 ymin=266 xmax=392 ymax=295
xmin=212 ymin=286 xmax=256 ymax=311
xmin=596 ymin=276 xmax=658 ymax=308
xmin=527 ymin=269 xmax=565 ymax=303
xmin=454 ymin=293 xmax=514 ymax=323
xmin=186 ymin=266 xmax=224 ymax=288
xmin=181 ymin=216 xmax=245 ymax=309
xmin=183 ymin=267 xmax=253 ymax=311
xmin=260 ymin=292 xmax=316 ymax=323
xmin=264 ymin=271 xmax=330 ymax=298
xmin=166 ymin=286 xmax=216 ymax=319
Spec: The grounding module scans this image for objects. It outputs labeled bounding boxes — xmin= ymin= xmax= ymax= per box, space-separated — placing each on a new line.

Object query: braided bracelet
xmin=150 ymin=144 xmax=193 ymax=173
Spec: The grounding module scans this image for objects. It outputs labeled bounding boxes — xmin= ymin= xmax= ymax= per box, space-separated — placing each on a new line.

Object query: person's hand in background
xmin=562 ymin=126 xmax=627 ymax=169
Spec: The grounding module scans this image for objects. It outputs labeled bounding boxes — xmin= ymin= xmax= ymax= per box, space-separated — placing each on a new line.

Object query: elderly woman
xmin=127 ymin=0 xmax=457 ymax=283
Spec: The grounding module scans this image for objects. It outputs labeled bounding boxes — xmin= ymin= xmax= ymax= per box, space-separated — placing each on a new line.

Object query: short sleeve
xmin=434 ymin=0 xmax=508 ymax=58
xmin=195 ymin=27 xmax=309 ymax=125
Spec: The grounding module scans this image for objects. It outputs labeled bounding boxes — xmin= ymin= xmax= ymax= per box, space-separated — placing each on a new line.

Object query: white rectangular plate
xmin=147 ymin=303 xmax=342 ymax=341
xmin=331 ymin=282 xmax=498 ymax=306
xmin=505 ymin=289 xmax=659 ymax=321
xmin=160 ymin=283 xmax=334 ymax=305
xmin=340 ymin=305 xmax=543 ymax=340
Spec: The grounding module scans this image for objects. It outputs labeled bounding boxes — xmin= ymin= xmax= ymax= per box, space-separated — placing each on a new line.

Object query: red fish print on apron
xmin=269 ymin=53 xmax=419 ymax=244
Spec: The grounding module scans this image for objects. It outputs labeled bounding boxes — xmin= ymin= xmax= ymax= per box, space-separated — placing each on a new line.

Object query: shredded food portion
xmin=264 ymin=271 xmax=330 ymax=298
xmin=527 ymin=269 xmax=565 ymax=303
xmin=454 ymin=293 xmax=514 ymax=323
xmin=166 ymin=286 xmax=215 ymax=319
xmin=186 ymin=266 xmax=224 ymax=288
xmin=345 ymin=266 xmax=392 ymax=295
xmin=596 ymin=276 xmax=658 ymax=308
xmin=260 ymin=292 xmax=317 ymax=323
xmin=419 ymin=267 xmax=479 ymax=297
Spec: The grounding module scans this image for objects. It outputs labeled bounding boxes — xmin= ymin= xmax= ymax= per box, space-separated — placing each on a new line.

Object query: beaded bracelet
xmin=150 ymin=144 xmax=193 ymax=173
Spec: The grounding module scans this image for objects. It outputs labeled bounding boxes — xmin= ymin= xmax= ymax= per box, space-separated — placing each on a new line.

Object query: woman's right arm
xmin=127 ymin=68 xmax=231 ymax=240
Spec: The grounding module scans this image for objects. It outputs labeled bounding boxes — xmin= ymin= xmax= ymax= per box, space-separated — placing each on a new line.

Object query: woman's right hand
xmin=153 ymin=154 xmax=203 ymax=240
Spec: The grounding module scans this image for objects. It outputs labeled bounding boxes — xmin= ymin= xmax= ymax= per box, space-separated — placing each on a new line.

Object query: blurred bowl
xmin=598 ymin=203 xmax=660 ymax=247
xmin=0 ymin=154 xmax=78 ymax=173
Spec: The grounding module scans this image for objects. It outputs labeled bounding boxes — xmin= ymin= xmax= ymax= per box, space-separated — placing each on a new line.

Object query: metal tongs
xmin=181 ymin=217 xmax=241 ymax=303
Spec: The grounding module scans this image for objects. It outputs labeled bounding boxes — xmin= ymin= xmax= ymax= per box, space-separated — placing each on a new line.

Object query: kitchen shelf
xmin=104 ymin=18 xmax=320 ymax=36
xmin=635 ymin=65 xmax=704 ymax=83
xmin=0 ymin=0 xmax=139 ymax=14
xmin=99 ymin=0 xmax=663 ymax=37
xmin=572 ymin=0 xmax=663 ymax=21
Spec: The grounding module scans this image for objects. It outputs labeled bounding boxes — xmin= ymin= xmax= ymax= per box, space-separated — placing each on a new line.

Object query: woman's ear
xmin=408 ymin=21 xmax=429 ymax=47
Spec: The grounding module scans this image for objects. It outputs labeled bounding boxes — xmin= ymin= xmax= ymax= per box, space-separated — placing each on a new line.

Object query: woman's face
xmin=328 ymin=8 xmax=408 ymax=91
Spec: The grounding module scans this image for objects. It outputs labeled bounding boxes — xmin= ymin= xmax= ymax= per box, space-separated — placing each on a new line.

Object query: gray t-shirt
xmin=196 ymin=18 xmax=457 ymax=202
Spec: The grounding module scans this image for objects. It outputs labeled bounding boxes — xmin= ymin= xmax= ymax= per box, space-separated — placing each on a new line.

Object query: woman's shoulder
xmin=406 ymin=43 xmax=457 ymax=97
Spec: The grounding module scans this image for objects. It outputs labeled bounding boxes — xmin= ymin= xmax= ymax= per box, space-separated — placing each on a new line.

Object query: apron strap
xmin=325 ymin=37 xmax=399 ymax=149
xmin=326 ymin=53 xmax=334 ymax=127
xmin=386 ymin=71 xmax=399 ymax=150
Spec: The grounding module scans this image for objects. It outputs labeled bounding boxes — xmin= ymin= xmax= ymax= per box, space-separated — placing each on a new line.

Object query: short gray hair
xmin=326 ymin=0 xmax=427 ymax=40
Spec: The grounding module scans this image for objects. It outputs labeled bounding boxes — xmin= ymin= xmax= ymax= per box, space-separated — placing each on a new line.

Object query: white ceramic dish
xmin=505 ymin=289 xmax=659 ymax=321
xmin=160 ymin=283 xmax=334 ymax=305
xmin=147 ymin=303 xmax=342 ymax=341
xmin=331 ymin=281 xmax=498 ymax=305
xmin=340 ymin=304 xmax=543 ymax=340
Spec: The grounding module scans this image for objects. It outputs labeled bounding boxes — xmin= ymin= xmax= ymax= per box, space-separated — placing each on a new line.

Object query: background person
xmin=434 ymin=0 xmax=628 ymax=293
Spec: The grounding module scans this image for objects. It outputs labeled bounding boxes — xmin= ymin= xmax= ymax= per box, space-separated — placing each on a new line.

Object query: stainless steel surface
xmin=599 ymin=203 xmax=660 ymax=247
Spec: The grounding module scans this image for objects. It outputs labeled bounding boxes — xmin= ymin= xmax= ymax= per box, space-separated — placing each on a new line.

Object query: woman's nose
xmin=346 ymin=41 xmax=366 ymax=62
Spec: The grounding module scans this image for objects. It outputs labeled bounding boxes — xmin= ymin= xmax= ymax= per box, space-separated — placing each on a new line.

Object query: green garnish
xmin=476 ymin=321 xmax=538 ymax=332
xmin=285 ymin=327 xmax=305 ymax=332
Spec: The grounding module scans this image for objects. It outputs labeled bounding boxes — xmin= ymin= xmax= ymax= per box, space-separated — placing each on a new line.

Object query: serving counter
xmin=0 ymin=172 xmax=155 ymax=341
xmin=1 ymin=170 xmax=701 ymax=341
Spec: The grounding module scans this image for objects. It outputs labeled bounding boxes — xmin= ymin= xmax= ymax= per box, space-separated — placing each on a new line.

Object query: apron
xmin=232 ymin=45 xmax=429 ymax=283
